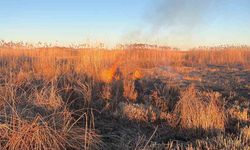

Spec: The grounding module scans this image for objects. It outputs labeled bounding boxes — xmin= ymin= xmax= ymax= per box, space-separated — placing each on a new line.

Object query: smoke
xmin=146 ymin=0 xmax=215 ymax=31
xmin=121 ymin=0 xmax=217 ymax=49
xmin=147 ymin=0 xmax=217 ymax=48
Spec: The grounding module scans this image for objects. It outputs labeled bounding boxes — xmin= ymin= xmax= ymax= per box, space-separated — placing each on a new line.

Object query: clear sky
xmin=0 ymin=0 xmax=250 ymax=49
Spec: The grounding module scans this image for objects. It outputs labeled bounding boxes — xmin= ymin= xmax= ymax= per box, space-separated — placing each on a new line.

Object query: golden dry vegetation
xmin=0 ymin=42 xmax=249 ymax=149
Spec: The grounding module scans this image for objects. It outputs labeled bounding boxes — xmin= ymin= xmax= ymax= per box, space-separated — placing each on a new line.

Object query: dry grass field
xmin=0 ymin=42 xmax=249 ymax=149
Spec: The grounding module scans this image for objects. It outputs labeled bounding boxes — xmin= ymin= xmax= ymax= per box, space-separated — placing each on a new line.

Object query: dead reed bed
xmin=0 ymin=43 xmax=249 ymax=149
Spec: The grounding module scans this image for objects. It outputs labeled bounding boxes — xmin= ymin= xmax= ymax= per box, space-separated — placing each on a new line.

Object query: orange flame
xmin=100 ymin=56 xmax=143 ymax=83
xmin=100 ymin=59 xmax=122 ymax=83
xmin=132 ymin=70 xmax=143 ymax=80
xmin=101 ymin=67 xmax=116 ymax=83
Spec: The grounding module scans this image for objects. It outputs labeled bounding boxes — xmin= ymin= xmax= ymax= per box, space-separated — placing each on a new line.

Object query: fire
xmin=100 ymin=57 xmax=124 ymax=83
xmin=101 ymin=67 xmax=143 ymax=83
xmin=132 ymin=70 xmax=143 ymax=80
xmin=100 ymin=67 xmax=116 ymax=83
xmin=100 ymin=56 xmax=143 ymax=83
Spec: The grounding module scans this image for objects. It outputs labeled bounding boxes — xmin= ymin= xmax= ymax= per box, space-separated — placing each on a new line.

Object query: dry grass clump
xmin=118 ymin=102 xmax=158 ymax=122
xmin=15 ymin=70 xmax=33 ymax=84
xmin=101 ymin=84 xmax=112 ymax=101
xmin=0 ymin=105 xmax=104 ymax=150
xmin=228 ymin=107 xmax=249 ymax=122
xmin=136 ymin=79 xmax=180 ymax=112
xmin=123 ymin=80 xmax=138 ymax=102
xmin=241 ymin=126 xmax=250 ymax=140
xmin=149 ymin=91 xmax=169 ymax=113
xmin=32 ymin=87 xmax=63 ymax=110
xmin=4 ymin=116 xmax=65 ymax=150
xmin=174 ymin=85 xmax=226 ymax=135
xmin=56 ymin=73 xmax=94 ymax=110
xmin=33 ymin=59 xmax=58 ymax=81
xmin=0 ymin=78 xmax=103 ymax=150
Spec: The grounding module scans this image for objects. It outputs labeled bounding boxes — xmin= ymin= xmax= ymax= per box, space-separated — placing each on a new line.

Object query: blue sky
xmin=0 ymin=0 xmax=250 ymax=49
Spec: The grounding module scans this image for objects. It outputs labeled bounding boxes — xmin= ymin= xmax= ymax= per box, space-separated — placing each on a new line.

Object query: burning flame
xmin=100 ymin=59 xmax=122 ymax=83
xmin=101 ymin=67 xmax=116 ymax=83
xmin=132 ymin=70 xmax=143 ymax=80
xmin=100 ymin=56 xmax=143 ymax=83
xmin=101 ymin=67 xmax=143 ymax=83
